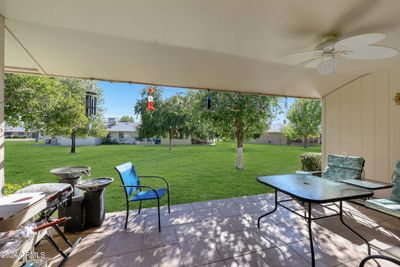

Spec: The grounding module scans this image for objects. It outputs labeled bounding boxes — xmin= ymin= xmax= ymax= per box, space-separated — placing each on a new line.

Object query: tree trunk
xmin=71 ymin=131 xmax=76 ymax=153
xmin=34 ymin=132 xmax=39 ymax=142
xmin=168 ymin=128 xmax=172 ymax=151
xmin=236 ymin=126 xmax=244 ymax=169
xmin=303 ymin=136 xmax=307 ymax=149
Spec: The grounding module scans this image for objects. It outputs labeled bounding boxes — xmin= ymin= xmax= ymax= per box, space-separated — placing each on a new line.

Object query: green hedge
xmin=3 ymin=180 xmax=33 ymax=195
xmin=301 ymin=152 xmax=322 ymax=172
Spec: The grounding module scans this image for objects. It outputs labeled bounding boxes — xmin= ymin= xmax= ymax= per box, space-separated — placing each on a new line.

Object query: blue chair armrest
xmin=120 ymin=185 xmax=160 ymax=198
xmin=139 ymin=176 xmax=170 ymax=190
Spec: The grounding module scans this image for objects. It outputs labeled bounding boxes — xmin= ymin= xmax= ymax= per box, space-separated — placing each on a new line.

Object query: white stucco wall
xmin=323 ymin=68 xmax=400 ymax=197
xmin=251 ymin=133 xmax=288 ymax=145
xmin=47 ymin=136 xmax=103 ymax=146
xmin=160 ymin=136 xmax=191 ymax=145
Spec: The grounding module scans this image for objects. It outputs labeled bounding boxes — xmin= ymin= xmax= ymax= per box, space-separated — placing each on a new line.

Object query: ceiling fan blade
xmin=288 ymin=58 xmax=319 ymax=73
xmin=286 ymin=50 xmax=323 ymax=58
xmin=284 ymin=50 xmax=323 ymax=66
xmin=335 ymin=33 xmax=385 ymax=49
xmin=342 ymin=45 xmax=398 ymax=60
xmin=295 ymin=57 xmax=319 ymax=67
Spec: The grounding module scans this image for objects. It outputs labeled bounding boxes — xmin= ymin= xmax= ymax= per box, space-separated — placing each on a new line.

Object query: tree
xmin=119 ymin=115 xmax=134 ymax=122
xmin=159 ymin=95 xmax=192 ymax=150
xmin=185 ymin=92 xmax=216 ymax=142
xmin=5 ymin=74 xmax=88 ymax=148
xmin=283 ymin=99 xmax=321 ymax=148
xmin=58 ymin=79 xmax=107 ymax=153
xmin=134 ymin=87 xmax=164 ymax=139
xmin=135 ymin=88 xmax=213 ymax=150
xmin=200 ymin=91 xmax=279 ymax=169
xmin=5 ymin=74 xmax=107 ymax=153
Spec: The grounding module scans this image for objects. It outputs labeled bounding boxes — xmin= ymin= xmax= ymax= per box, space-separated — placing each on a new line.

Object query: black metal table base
xmin=36 ymin=198 xmax=82 ymax=267
xmin=44 ymin=234 xmax=82 ymax=266
xmin=257 ymin=189 xmax=371 ymax=267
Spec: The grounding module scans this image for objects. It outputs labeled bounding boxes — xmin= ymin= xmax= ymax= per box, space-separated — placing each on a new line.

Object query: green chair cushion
xmin=322 ymin=154 xmax=365 ymax=181
xmin=365 ymin=198 xmax=400 ymax=218
xmin=391 ymin=161 xmax=400 ymax=201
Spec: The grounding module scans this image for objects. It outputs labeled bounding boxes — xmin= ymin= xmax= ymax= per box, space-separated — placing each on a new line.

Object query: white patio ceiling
xmin=1 ymin=0 xmax=400 ymax=98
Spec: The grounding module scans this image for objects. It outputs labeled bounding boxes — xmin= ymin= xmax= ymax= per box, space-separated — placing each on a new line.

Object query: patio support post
xmin=0 ymin=15 xmax=4 ymax=196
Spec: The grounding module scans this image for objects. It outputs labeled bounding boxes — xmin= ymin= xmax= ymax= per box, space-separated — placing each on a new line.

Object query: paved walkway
xmin=37 ymin=193 xmax=400 ymax=267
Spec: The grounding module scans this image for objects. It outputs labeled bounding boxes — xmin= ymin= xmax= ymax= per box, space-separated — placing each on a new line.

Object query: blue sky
xmin=98 ymin=81 xmax=294 ymax=123
xmin=98 ymin=81 xmax=187 ymax=120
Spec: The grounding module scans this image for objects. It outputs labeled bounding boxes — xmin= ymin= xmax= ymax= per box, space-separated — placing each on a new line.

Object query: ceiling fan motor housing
xmin=315 ymin=37 xmax=337 ymax=52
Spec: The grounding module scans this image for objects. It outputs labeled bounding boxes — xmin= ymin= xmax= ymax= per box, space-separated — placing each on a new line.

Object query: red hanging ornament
xmin=147 ymin=87 xmax=155 ymax=111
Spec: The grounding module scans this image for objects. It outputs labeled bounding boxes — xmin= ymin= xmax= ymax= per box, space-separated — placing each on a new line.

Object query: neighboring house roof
xmin=5 ymin=125 xmax=27 ymax=133
xmin=108 ymin=122 xmax=139 ymax=132
xmin=267 ymin=123 xmax=286 ymax=134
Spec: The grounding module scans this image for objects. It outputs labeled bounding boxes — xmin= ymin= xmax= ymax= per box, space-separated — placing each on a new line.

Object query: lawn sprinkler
xmin=147 ymin=87 xmax=155 ymax=111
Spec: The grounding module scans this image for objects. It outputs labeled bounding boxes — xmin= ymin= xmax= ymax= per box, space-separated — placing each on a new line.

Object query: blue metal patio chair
xmin=115 ymin=162 xmax=170 ymax=231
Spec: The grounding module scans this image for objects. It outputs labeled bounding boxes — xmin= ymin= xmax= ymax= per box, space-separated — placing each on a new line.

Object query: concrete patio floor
xmin=36 ymin=193 xmax=400 ymax=267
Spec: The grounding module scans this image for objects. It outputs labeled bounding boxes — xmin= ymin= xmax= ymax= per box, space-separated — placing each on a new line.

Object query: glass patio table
xmin=256 ymin=174 xmax=374 ymax=267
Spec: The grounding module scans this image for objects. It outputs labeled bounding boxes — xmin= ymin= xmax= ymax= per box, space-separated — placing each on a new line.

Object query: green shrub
xmin=3 ymin=180 xmax=33 ymax=195
xmin=301 ymin=152 xmax=322 ymax=172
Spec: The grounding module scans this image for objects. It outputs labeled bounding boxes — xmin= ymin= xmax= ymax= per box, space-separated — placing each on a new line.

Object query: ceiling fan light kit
xmin=318 ymin=54 xmax=337 ymax=75
xmin=287 ymin=33 xmax=398 ymax=75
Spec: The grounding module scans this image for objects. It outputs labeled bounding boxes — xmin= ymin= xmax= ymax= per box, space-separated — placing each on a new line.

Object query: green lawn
xmin=5 ymin=141 xmax=320 ymax=212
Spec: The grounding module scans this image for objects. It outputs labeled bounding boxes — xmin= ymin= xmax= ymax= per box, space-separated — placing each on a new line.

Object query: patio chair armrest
xmin=297 ymin=171 xmax=323 ymax=176
xmin=306 ymin=171 xmax=323 ymax=176
xmin=139 ymin=176 xmax=170 ymax=190
xmin=359 ymin=255 xmax=400 ymax=267
xmin=300 ymin=171 xmax=323 ymax=177
xmin=120 ymin=185 xmax=160 ymax=198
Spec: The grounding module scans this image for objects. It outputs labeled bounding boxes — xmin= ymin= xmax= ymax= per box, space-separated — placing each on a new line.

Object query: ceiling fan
xmin=287 ymin=33 xmax=398 ymax=75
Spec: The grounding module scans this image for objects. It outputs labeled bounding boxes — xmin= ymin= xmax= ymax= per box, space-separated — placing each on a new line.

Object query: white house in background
xmin=252 ymin=123 xmax=288 ymax=145
xmin=252 ymin=122 xmax=321 ymax=145
xmin=108 ymin=121 xmax=139 ymax=144
xmin=4 ymin=125 xmax=34 ymax=138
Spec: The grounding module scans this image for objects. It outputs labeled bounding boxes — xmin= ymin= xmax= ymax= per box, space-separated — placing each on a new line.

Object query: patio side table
xmin=256 ymin=174 xmax=373 ymax=267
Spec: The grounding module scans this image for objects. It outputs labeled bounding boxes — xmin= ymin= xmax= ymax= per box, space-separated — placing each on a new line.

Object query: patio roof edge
xmin=3 ymin=70 xmax=321 ymax=100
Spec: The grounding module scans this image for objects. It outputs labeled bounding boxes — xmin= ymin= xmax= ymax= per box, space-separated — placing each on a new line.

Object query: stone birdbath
xmin=75 ymin=177 xmax=114 ymax=228
xmin=50 ymin=166 xmax=91 ymax=196
xmin=75 ymin=177 xmax=113 ymax=192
